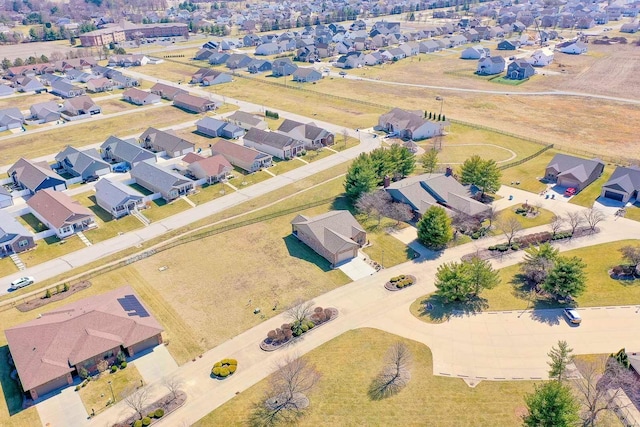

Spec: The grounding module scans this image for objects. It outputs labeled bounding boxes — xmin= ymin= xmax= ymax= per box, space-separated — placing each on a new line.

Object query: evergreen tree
xmin=548 ymin=340 xmax=574 ymax=381
xmin=417 ymin=206 xmax=452 ymax=249
xmin=389 ymin=144 xmax=415 ymax=179
xmin=521 ymin=243 xmax=559 ymax=286
xmin=344 ymin=153 xmax=377 ymax=201
xmin=1 ymin=58 xmax=11 ymax=70
xmin=434 ymin=261 xmax=472 ymax=302
xmin=523 ymin=381 xmax=580 ymax=427
xmin=421 ymin=148 xmax=439 ymax=174
xmin=369 ymin=148 xmax=393 ymax=181
xmin=459 ymin=155 xmax=502 ymax=196
xmin=465 ymin=256 xmax=500 ymax=296
xmin=542 ymin=256 xmax=587 ymax=300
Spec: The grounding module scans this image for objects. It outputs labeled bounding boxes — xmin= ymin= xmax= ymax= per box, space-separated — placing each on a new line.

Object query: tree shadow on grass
xmin=0 ymin=346 xmax=25 ymax=415
xmin=414 ymin=294 xmax=489 ymax=323
xmin=509 ymin=273 xmax=565 ymax=325
xmin=283 ymin=235 xmax=333 ymax=273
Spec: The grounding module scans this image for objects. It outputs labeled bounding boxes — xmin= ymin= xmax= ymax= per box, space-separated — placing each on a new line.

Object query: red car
xmin=564 ymin=187 xmax=577 ymax=196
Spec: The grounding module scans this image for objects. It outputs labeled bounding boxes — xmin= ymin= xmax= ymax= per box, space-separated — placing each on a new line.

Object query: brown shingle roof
xmin=211 ymin=139 xmax=268 ymax=164
xmin=26 ymin=188 xmax=93 ymax=229
xmin=189 ymin=154 xmax=232 ymax=176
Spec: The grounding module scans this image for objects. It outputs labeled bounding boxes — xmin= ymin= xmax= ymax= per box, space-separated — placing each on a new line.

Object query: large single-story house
xmin=477 ymin=56 xmax=506 ymax=75
xmin=62 ymin=95 xmax=101 ymax=117
xmin=100 ymin=136 xmax=157 ymax=167
xmin=210 ymin=139 xmax=272 ymax=173
xmin=30 ymin=101 xmax=61 ymax=123
xmin=130 ymin=162 xmax=194 ymax=201
xmin=378 ymin=108 xmax=446 ymax=140
xmin=85 ymin=77 xmax=115 ymax=93
xmin=94 ymin=178 xmax=145 ymax=218
xmin=8 ymin=158 xmax=67 ymax=194
xmin=173 ymin=93 xmax=219 ymax=113
xmin=108 ymin=54 xmax=149 ymax=67
xmin=600 ymin=166 xmax=640 ymax=203
xmin=244 ymin=128 xmax=304 ymax=159
xmin=15 ymin=77 xmax=46 ymax=93
xmin=122 ymin=88 xmax=161 ymax=105
xmin=506 ymin=60 xmax=535 ymax=80
xmin=544 ymin=154 xmax=604 ymax=191
xmin=149 ymin=83 xmax=187 ymax=100
xmin=292 ymin=68 xmax=322 ymax=83
xmin=556 ymin=40 xmax=587 ymax=55
xmin=139 ymin=127 xmax=195 ymax=158
xmin=276 ymin=119 xmax=334 ymax=148
xmin=195 ymin=117 xmax=245 ymax=139
xmin=385 ymin=173 xmax=490 ymax=218
xmin=0 ymin=108 xmax=25 ymax=131
xmin=191 ymin=68 xmax=233 ymax=86
xmin=54 ymin=146 xmax=111 ymax=180
xmin=5 ymin=286 xmax=163 ymax=400
xmin=51 ymin=80 xmax=85 ymax=98
xmin=0 ymin=210 xmax=35 ymax=257
xmin=226 ymin=111 xmax=268 ymax=131
xmin=26 ymin=189 xmax=95 ymax=238
xmin=291 ymin=210 xmax=366 ymax=266
xmin=185 ymin=153 xmax=233 ymax=184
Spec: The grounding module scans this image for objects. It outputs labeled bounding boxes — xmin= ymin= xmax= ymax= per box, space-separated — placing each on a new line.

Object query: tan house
xmin=173 ymin=93 xmax=220 ymax=113
xmin=291 ymin=210 xmax=366 ymax=266
xmin=5 ymin=286 xmax=163 ymax=400
xmin=184 ymin=153 xmax=233 ymax=184
xmin=26 ymin=189 xmax=95 ymax=238
xmin=210 ymin=139 xmax=272 ymax=173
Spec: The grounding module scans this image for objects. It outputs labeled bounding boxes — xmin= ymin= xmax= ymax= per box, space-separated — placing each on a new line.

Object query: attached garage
xmin=335 ymin=248 xmax=357 ymax=264
xmin=604 ymin=191 xmax=625 ymax=202
xmin=128 ymin=334 xmax=162 ymax=356
xmin=558 ymin=177 xmax=581 ymax=190
xmin=33 ymin=374 xmax=71 ymax=399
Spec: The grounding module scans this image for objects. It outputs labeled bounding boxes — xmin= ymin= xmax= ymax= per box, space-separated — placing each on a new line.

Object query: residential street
xmin=81 ymin=185 xmax=640 ymax=427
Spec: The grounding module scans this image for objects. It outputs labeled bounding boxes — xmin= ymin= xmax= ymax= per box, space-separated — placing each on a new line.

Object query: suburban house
xmin=190 ymin=68 xmax=233 ymax=86
xmin=5 ymin=286 xmax=163 ymax=399
xmin=8 ymin=158 xmax=67 ymax=194
xmin=62 ymin=96 xmax=101 ymax=117
xmin=272 ymin=58 xmax=298 ymax=76
xmin=506 ymin=60 xmax=535 ymax=80
xmin=195 ymin=117 xmax=245 ymax=139
xmin=0 ymin=210 xmax=35 ymax=257
xmin=122 ymin=88 xmax=161 ymax=105
xmin=108 ymin=54 xmax=149 ymax=67
xmin=385 ymin=173 xmax=490 ymax=218
xmin=94 ymin=178 xmax=145 ymax=218
xmin=54 ymin=146 xmax=111 ymax=180
xmin=291 ymin=210 xmax=366 ymax=266
xmin=51 ymin=80 xmax=85 ymax=98
xmin=600 ymin=166 xmax=640 ymax=203
xmin=130 ymin=162 xmax=194 ymax=201
xmin=85 ymin=77 xmax=114 ymax=93
xmin=226 ymin=110 xmax=268 ymax=130
xmin=276 ymin=119 xmax=335 ymax=148
xmin=477 ymin=56 xmax=506 ymax=75
xmin=26 ymin=189 xmax=95 ymax=238
xmin=0 ymin=187 xmax=12 ymax=208
xmin=248 ymin=59 xmax=273 ymax=74
xmin=173 ymin=93 xmax=219 ymax=113
xmin=0 ymin=84 xmax=14 ymax=97
xmin=544 ymin=154 xmax=605 ymax=191
xmin=244 ymin=128 xmax=304 ymax=159
xmin=556 ymin=40 xmax=588 ymax=54
xmin=184 ymin=153 xmax=233 ymax=184
xmin=149 ymin=83 xmax=187 ymax=100
xmin=378 ymin=108 xmax=446 ymax=140
xmin=100 ymin=136 xmax=157 ymax=167
xmin=497 ymin=40 xmax=518 ymax=50
xmin=210 ymin=139 xmax=272 ymax=173
xmin=30 ymin=101 xmax=61 ymax=123
xmin=528 ymin=49 xmax=554 ymax=67
xmin=292 ymin=68 xmax=322 ymax=83
xmin=139 ymin=127 xmax=195 ymax=158
xmin=460 ymin=45 xmax=490 ymax=59
xmin=15 ymin=77 xmax=46 ymax=93
xmin=0 ymin=108 xmax=25 ymax=131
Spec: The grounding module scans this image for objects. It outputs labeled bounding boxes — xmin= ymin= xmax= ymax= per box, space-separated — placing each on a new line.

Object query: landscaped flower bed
xmin=112 ymin=391 xmax=186 ymax=427
xmin=384 ymin=274 xmax=417 ymax=291
xmin=609 ymin=265 xmax=639 ymax=281
xmin=211 ymin=359 xmax=238 ymax=379
xmin=260 ymin=306 xmax=338 ymax=352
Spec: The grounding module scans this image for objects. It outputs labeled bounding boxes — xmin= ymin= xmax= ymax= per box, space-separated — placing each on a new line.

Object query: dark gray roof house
xmin=196 ymin=117 xmax=245 ymax=139
xmin=544 ymin=154 xmax=604 ymax=192
xmin=292 ymin=68 xmax=322 ymax=83
xmin=244 ymin=128 xmax=304 ymax=160
xmin=0 ymin=210 xmax=35 ymax=257
xmin=94 ymin=178 xmax=145 ymax=218
xmin=0 ymin=108 xmax=25 ymax=131
xmin=8 ymin=158 xmax=67 ymax=194
xmin=51 ymin=80 xmax=85 ymax=98
xmin=100 ymin=136 xmax=157 ymax=167
xmin=55 ymin=146 xmax=111 ymax=180
xmin=506 ymin=60 xmax=535 ymax=80
xmin=386 ymin=173 xmax=490 ymax=217
xmin=130 ymin=162 xmax=194 ymax=202
xmin=601 ymin=166 xmax=640 ymax=203
xmin=276 ymin=119 xmax=334 ymax=148
xmin=139 ymin=127 xmax=195 ymax=158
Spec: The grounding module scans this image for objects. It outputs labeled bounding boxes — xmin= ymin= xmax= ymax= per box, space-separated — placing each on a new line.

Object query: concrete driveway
xmin=337 ymin=252 xmax=376 ymax=280
xmin=36 ymin=385 xmax=88 ymax=427
xmin=132 ymin=344 xmax=179 ymax=384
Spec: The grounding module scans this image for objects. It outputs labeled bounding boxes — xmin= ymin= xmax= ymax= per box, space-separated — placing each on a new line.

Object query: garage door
xmin=336 ymin=249 xmax=356 ymax=264
xmin=36 ymin=375 xmax=70 ymax=396
xmin=558 ymin=177 xmax=580 ymax=189
xmin=129 ymin=336 xmax=160 ymax=356
xmin=604 ymin=191 xmax=624 ymax=201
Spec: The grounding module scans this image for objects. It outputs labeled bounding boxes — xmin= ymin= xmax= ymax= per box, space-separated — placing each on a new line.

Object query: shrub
xmin=488 ymin=246 xmax=496 ymax=251
xmin=300 ymin=324 xmax=309 ymax=333
xmin=511 ymin=244 xmax=520 ymax=251
xmin=111 ymin=365 xmax=118 ymax=373
xmin=496 ymin=244 xmax=509 ymax=252
xmin=228 ymin=364 xmax=237 ymax=374
xmin=214 ymin=361 xmax=222 ymax=368
xmin=212 ymin=366 xmax=221 ymax=376
xmin=63 ymin=283 xmax=69 ymax=292
xmin=75 ymin=385 xmax=80 ymax=391
xmin=154 ymin=408 xmax=164 ymax=418
xmin=304 ymin=320 xmax=315 ymax=329
xmin=218 ymin=367 xmax=230 ymax=377
xmin=228 ymin=359 xmax=238 ymax=366
xmin=147 ymin=412 xmax=155 ymax=419
xmin=396 ymin=282 xmax=404 ymax=288
xmin=133 ymin=420 xmax=143 ymax=427
xmin=45 ymin=289 xmax=51 ymax=299
xmin=399 ymin=275 xmax=405 ymax=279
xmin=471 ymin=232 xmax=480 ymax=239
xmin=324 ymin=308 xmax=332 ymax=320
xmin=142 ymin=417 xmax=151 ymax=426
xmin=120 ymin=361 xmax=127 ymax=369
xmin=390 ymin=276 xmax=399 ymax=282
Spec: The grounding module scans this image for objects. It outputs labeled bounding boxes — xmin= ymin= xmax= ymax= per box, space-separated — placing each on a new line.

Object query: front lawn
xmin=268 ymin=158 xmax=303 ymax=175
xmin=18 ymin=235 xmax=86 ymax=270
xmin=188 ymin=182 xmax=228 ymax=205
xmin=194 ymin=328 xmax=536 ymax=426
xmin=499 ymin=149 xmax=559 ymax=193
xmin=493 ymin=207 xmax=555 ymax=233
xmin=72 ymin=192 xmax=143 ymax=242
xmin=569 ymin=166 xmax=614 ymax=208
xmin=360 ymin=216 xmax=417 ymax=268
xmin=17 ymin=213 xmax=49 ymax=233
xmin=0 ymin=346 xmax=41 ymax=427
xmin=77 ymin=364 xmax=144 ymax=414
xmin=143 ymin=198 xmax=192 ymax=223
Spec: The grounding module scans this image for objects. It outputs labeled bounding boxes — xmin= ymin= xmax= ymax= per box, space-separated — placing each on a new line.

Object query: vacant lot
xmin=0 ymin=92 xmax=59 ymax=112
xmin=96 ymin=98 xmax=137 ymax=114
xmin=196 ymin=328 xmax=536 ymax=426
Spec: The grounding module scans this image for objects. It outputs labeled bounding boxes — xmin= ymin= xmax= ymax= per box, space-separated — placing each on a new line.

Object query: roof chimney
xmin=445 ymin=167 xmax=453 ymax=176
xmin=383 ymin=175 xmax=391 ymax=188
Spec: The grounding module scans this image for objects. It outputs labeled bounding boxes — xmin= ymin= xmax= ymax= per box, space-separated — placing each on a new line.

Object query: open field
xmin=77 ymin=365 xmax=143 ymax=413
xmin=0 ymin=106 xmax=195 ymax=165
xmin=131 ymin=60 xmax=198 ymax=82
xmin=500 ymin=149 xmax=559 ymax=193
xmin=96 ymin=98 xmax=137 ymax=114
xmin=0 ymin=92 xmax=60 ymax=112
xmin=411 ymin=240 xmax=640 ymax=323
xmin=435 ymin=143 xmax=516 ymax=165
xmin=195 ymin=328 xmax=536 ymax=426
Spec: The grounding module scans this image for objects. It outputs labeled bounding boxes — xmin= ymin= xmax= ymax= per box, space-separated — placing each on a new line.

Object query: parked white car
xmin=9 ymin=276 xmax=35 ymax=291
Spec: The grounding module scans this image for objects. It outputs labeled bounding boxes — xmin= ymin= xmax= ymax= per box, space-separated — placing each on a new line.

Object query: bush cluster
xmin=211 ymin=358 xmax=238 ymax=378
xmin=470 ymin=227 xmax=489 ymax=240
xmin=265 ymin=110 xmax=279 ymax=119
xmin=292 ymin=319 xmax=315 ymax=337
xmin=121 ymin=361 xmax=127 ymax=369
xmin=111 ymin=365 xmax=118 ymax=373
xmin=390 ymin=275 xmax=415 ymax=288
xmin=309 ymin=306 xmax=331 ymax=324
xmin=551 ymin=232 xmax=572 ymax=240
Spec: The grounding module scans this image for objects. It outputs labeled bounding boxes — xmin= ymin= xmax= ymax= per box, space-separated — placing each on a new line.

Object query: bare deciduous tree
xmin=285 ymin=299 xmax=315 ymax=325
xmin=162 ymin=375 xmax=184 ymax=400
xmin=549 ymin=214 xmax=564 ymax=236
xmin=341 ymin=128 xmax=349 ymax=146
xmin=369 ymin=342 xmax=412 ymax=400
xmin=566 ymin=211 xmax=584 ymax=236
xmin=482 ymin=206 xmax=499 ymax=229
xmin=620 ymin=245 xmax=640 ymax=267
xmin=355 ymin=190 xmax=392 ymax=225
xmin=497 ymin=217 xmax=522 ymax=246
xmin=121 ymin=385 xmax=151 ymax=421
xmin=385 ymin=202 xmax=413 ymax=225
xmin=574 ymin=356 xmax=640 ymax=427
xmin=583 ymin=208 xmax=605 ymax=233
xmin=249 ymin=355 xmax=321 ymax=426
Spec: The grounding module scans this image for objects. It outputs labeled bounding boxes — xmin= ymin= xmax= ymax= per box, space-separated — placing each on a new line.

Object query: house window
xmin=18 ymin=240 xmax=29 ymax=247
xmin=60 ymin=226 xmax=72 ymax=234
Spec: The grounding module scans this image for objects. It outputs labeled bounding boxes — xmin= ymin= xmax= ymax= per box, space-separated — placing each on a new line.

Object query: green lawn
xmin=228 ymin=169 xmax=271 ymax=188
xmin=18 ymin=235 xmax=87 ymax=271
xmin=500 ymin=149 xmax=559 ymax=193
xmin=360 ymin=216 xmax=417 ymax=268
xmin=77 ymin=365 xmax=144 ymax=414
xmin=0 ymin=346 xmax=41 ymax=427
xmin=72 ymin=192 xmax=143 ymax=243
xmin=17 ymin=213 xmax=49 ymax=233
xmin=493 ymin=207 xmax=555 ymax=233
xmin=412 ymin=240 xmax=640 ymax=323
xmin=195 ymin=328 xmax=536 ymax=426
xmin=128 ymin=183 xmax=153 ymax=196
xmin=624 ymin=204 xmax=640 ymax=222
xmin=188 ymin=182 xmax=228 ymax=205
xmin=0 ymin=258 xmax=18 ymax=277
xmin=437 ymin=144 xmax=516 ymax=165
xmin=300 ymin=147 xmax=334 ymax=163
xmin=569 ymin=166 xmax=614 ymax=208
xmin=143 ymin=198 xmax=192 ymax=223
xmin=268 ymin=158 xmax=303 ymax=175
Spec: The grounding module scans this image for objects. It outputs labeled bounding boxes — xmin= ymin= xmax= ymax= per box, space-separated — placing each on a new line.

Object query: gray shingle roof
xmin=8 ymin=158 xmax=64 ymax=192
xmin=245 ymin=128 xmax=297 ymax=149
xmin=0 ymin=210 xmax=31 ymax=245
xmin=546 ymin=154 xmax=604 ymax=183
xmin=95 ymin=178 xmax=144 ymax=209
xmin=139 ymin=127 xmax=194 ymax=154
xmin=55 ymin=146 xmax=110 ymax=176
xmin=100 ymin=136 xmax=156 ymax=165
xmin=291 ymin=210 xmax=364 ymax=255
xmin=603 ymin=166 xmax=640 ymax=194
xmin=130 ymin=162 xmax=191 ymax=194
